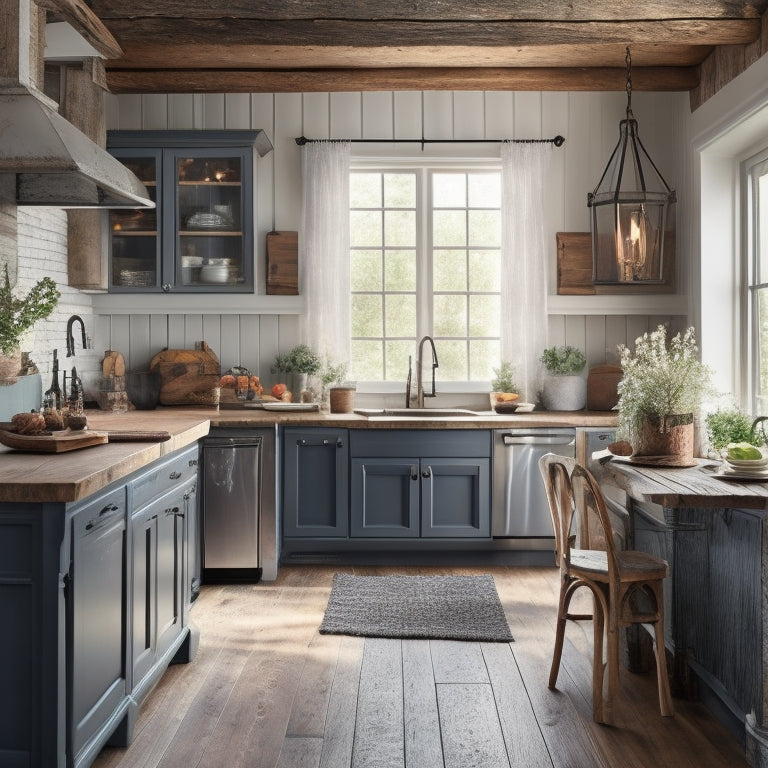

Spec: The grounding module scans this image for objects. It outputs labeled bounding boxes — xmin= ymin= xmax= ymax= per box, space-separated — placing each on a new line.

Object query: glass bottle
xmin=44 ymin=349 xmax=63 ymax=410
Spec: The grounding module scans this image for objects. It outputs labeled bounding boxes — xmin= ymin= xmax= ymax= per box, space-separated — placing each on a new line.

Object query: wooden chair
xmin=538 ymin=453 xmax=674 ymax=724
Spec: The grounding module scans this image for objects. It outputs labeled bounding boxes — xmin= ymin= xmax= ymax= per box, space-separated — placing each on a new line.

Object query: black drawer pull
xmin=100 ymin=503 xmax=119 ymax=516
xmin=422 ymin=467 xmax=431 ymax=479
xmin=168 ymin=470 xmax=182 ymax=480
xmin=410 ymin=466 xmax=418 ymax=481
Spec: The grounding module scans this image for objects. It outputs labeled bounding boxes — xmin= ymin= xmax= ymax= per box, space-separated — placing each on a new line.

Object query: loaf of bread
xmin=11 ymin=411 xmax=47 ymax=435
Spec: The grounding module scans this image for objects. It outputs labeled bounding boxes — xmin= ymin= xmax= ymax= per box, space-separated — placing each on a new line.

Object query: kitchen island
xmin=595 ymin=454 xmax=768 ymax=768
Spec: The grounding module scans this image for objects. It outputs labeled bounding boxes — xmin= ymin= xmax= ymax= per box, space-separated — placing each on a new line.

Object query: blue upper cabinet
xmin=107 ymin=130 xmax=272 ymax=294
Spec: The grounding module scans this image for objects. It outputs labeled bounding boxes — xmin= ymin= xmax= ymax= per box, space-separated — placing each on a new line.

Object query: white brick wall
xmin=16 ymin=208 xmax=101 ymax=403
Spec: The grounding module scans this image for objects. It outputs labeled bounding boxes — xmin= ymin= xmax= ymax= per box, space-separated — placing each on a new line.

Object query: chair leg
xmin=549 ymin=578 xmax=573 ymax=689
xmin=591 ymin=590 xmax=607 ymax=723
xmin=649 ymin=584 xmax=674 ymax=717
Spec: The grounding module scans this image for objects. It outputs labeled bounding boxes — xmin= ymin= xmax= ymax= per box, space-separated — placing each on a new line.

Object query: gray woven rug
xmin=319 ymin=573 xmax=513 ymax=642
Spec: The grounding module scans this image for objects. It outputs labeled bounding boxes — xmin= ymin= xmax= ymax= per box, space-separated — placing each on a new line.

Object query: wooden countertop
xmin=0 ymin=406 xmax=616 ymax=504
xmin=594 ymin=452 xmax=768 ymax=510
xmin=0 ymin=410 xmax=210 ymax=504
xmin=209 ymin=407 xmax=618 ymax=430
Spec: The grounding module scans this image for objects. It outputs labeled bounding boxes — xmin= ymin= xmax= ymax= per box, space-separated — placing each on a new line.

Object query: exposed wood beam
xmin=106 ymin=65 xmax=700 ymax=94
xmin=87 ymin=0 xmax=768 ymax=22
xmin=103 ymin=18 xmax=761 ymax=49
xmin=37 ymin=0 xmax=123 ymax=59
xmin=105 ymin=43 xmax=713 ymax=72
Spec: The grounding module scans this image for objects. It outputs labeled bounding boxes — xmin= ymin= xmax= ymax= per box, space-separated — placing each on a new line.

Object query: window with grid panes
xmin=746 ymin=148 xmax=768 ymax=413
xmin=349 ymin=167 xmax=501 ymax=384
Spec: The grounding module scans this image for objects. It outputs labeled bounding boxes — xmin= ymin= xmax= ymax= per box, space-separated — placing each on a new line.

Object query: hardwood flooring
xmin=92 ymin=565 xmax=748 ymax=768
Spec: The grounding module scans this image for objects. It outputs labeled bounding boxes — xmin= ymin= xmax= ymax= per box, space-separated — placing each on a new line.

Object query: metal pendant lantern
xmin=588 ymin=48 xmax=676 ymax=284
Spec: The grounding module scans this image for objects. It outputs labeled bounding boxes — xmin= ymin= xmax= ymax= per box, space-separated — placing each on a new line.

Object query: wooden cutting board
xmin=0 ymin=428 xmax=109 ymax=452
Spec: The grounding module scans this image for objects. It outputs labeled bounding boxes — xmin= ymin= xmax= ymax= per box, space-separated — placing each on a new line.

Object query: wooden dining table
xmin=592 ymin=451 xmax=768 ymax=768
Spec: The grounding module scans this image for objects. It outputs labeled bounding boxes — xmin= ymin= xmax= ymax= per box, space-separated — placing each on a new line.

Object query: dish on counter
xmin=261 ymin=402 xmax=320 ymax=412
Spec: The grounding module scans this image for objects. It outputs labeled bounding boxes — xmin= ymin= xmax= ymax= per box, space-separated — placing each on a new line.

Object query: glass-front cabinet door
xmin=109 ymin=148 xmax=161 ymax=290
xmin=107 ymin=131 xmax=270 ymax=293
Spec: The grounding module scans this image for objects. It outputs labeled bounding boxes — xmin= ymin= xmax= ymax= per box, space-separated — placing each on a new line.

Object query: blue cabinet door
xmin=350 ymin=458 xmax=420 ymax=537
xmin=283 ymin=429 xmax=349 ymax=537
xmin=421 ymin=457 xmax=490 ymax=537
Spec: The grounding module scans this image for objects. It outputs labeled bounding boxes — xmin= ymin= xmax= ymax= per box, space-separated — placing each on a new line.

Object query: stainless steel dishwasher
xmin=201 ymin=429 xmax=275 ymax=582
xmin=492 ymin=428 xmax=576 ymax=538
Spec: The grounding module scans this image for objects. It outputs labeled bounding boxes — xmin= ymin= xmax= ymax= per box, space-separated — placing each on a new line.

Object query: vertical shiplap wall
xmin=101 ymin=90 xmax=688 ymax=380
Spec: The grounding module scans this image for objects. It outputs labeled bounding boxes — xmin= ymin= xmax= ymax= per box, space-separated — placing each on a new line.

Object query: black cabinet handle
xmin=100 ymin=503 xmax=119 ymax=516
xmin=337 ymin=439 xmax=344 ymax=448
xmin=189 ymin=459 xmax=198 ymax=467
xmin=169 ymin=470 xmax=182 ymax=480
xmin=162 ymin=283 xmax=171 ymax=292
xmin=411 ymin=466 xmax=418 ymax=481
xmin=422 ymin=467 xmax=431 ymax=479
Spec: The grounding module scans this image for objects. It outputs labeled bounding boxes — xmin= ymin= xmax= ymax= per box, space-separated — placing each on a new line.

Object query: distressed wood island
xmin=595 ymin=454 xmax=768 ymax=767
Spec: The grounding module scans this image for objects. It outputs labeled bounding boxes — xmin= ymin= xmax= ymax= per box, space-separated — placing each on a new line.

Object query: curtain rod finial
xmin=295 ymin=136 xmax=308 ymax=146
xmin=553 ymin=135 xmax=565 ymax=147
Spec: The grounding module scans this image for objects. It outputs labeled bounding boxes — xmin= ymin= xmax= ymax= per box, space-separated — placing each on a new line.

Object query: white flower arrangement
xmin=617 ymin=325 xmax=712 ymax=444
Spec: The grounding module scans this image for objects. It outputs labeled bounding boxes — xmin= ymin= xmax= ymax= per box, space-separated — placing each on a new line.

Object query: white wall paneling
xmin=91 ymin=89 xmax=693 ymax=389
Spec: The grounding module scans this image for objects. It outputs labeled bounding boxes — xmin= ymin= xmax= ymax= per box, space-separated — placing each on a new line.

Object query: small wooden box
xmin=267 ymin=231 xmax=299 ymax=295
xmin=556 ymin=232 xmax=675 ymax=295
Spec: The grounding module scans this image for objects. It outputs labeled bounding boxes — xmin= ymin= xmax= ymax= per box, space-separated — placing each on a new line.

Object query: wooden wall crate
xmin=556 ymin=232 xmax=675 ymax=295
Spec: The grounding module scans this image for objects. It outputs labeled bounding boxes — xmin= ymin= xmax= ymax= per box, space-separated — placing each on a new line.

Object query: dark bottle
xmin=44 ymin=349 xmax=63 ymax=410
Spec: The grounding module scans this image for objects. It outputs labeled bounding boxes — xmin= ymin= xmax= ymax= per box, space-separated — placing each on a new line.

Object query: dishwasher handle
xmin=502 ymin=434 xmax=575 ymax=447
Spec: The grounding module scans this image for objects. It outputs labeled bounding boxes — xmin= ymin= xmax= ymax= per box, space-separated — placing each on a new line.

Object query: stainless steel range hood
xmin=0 ymin=89 xmax=154 ymax=208
xmin=0 ymin=0 xmax=153 ymax=209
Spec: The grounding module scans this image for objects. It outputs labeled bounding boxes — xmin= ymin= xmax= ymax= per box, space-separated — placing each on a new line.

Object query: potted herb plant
xmin=318 ymin=357 xmax=348 ymax=412
xmin=0 ymin=265 xmax=60 ymax=380
xmin=617 ymin=325 xmax=712 ymax=460
xmin=273 ymin=343 xmax=322 ymax=397
xmin=489 ymin=361 xmax=519 ymax=408
xmin=540 ymin=345 xmax=587 ymax=411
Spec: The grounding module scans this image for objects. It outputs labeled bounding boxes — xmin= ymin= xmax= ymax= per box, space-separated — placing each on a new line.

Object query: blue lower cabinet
xmin=350 ymin=455 xmax=490 ymax=538
xmin=421 ymin=458 xmax=490 ymax=537
xmin=350 ymin=458 xmax=420 ymax=537
xmin=283 ymin=428 xmax=349 ymax=537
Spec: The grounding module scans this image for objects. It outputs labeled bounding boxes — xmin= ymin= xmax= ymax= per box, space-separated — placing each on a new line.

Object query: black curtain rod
xmin=295 ymin=135 xmax=565 ymax=148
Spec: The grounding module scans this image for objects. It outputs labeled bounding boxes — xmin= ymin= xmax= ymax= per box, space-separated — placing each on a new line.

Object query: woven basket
xmin=329 ymin=386 xmax=355 ymax=414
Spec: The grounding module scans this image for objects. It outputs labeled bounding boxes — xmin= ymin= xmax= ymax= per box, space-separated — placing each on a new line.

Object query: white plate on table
xmin=261 ymin=402 xmax=319 ymax=412
xmin=717 ymin=468 xmax=768 ymax=481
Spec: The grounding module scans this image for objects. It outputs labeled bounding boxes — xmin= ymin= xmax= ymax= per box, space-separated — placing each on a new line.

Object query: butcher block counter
xmin=0 ymin=410 xmax=210 ymax=503
xmin=593 ymin=453 xmax=768 ymax=767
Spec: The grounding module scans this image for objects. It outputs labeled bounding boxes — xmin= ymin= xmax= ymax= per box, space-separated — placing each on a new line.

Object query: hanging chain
xmin=625 ymin=46 xmax=633 ymax=117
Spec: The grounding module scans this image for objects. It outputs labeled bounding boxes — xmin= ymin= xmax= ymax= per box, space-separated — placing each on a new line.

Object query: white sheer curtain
xmin=299 ymin=141 xmax=352 ymax=366
xmin=500 ymin=142 xmax=553 ymax=403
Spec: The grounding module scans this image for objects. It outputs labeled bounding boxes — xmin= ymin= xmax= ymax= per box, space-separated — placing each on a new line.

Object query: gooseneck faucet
xmin=415 ymin=335 xmax=439 ymax=408
xmin=66 ymin=315 xmax=87 ymax=357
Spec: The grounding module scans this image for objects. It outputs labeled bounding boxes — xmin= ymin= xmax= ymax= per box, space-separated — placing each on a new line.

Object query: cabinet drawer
xmin=350 ymin=429 xmax=491 ymax=458
xmin=71 ymin=485 xmax=127 ymax=533
xmin=131 ymin=444 xmax=199 ymax=510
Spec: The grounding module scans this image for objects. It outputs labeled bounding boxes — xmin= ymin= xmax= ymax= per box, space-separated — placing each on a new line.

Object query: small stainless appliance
xmin=492 ymin=428 xmax=576 ymax=539
xmin=201 ymin=428 xmax=275 ymax=581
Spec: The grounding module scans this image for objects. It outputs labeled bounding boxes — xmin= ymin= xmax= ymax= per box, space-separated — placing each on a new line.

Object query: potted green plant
xmin=705 ymin=408 xmax=763 ymax=457
xmin=273 ymin=343 xmax=321 ymax=397
xmin=540 ymin=345 xmax=587 ymax=411
xmin=318 ymin=357 xmax=348 ymax=412
xmin=617 ymin=325 xmax=712 ymax=460
xmin=0 ymin=265 xmax=60 ymax=379
xmin=489 ymin=361 xmax=519 ymax=408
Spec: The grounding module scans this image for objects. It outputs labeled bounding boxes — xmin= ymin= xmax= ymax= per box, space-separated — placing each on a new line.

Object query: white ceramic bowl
xmin=200 ymin=265 xmax=230 ymax=283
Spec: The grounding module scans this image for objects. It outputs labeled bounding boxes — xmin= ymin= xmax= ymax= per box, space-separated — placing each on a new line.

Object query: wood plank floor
xmin=93 ymin=565 xmax=748 ymax=768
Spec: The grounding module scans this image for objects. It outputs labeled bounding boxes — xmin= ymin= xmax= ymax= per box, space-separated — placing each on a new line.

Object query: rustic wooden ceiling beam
xmin=87 ymin=0 xmax=768 ymax=22
xmin=36 ymin=0 xmax=123 ymax=59
xmin=106 ymin=65 xmax=700 ymax=94
xmin=103 ymin=18 xmax=761 ymax=49
xmin=105 ymin=43 xmax=712 ymax=71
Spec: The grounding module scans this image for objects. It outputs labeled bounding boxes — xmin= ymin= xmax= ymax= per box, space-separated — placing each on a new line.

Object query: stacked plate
xmin=722 ymin=453 xmax=768 ymax=480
